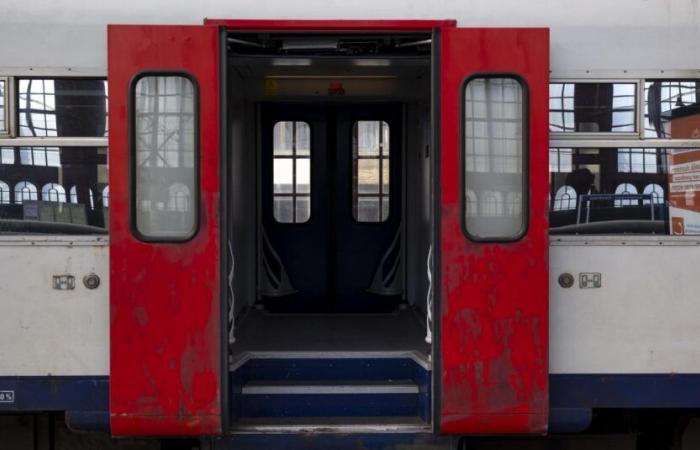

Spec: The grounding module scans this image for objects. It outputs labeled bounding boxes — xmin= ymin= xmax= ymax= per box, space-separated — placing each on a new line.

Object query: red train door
xmin=438 ymin=28 xmax=550 ymax=433
xmin=108 ymin=25 xmax=223 ymax=436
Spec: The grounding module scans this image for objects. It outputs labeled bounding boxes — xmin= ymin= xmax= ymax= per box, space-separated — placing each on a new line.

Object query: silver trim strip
xmin=0 ymin=235 xmax=108 ymax=247
xmin=0 ymin=137 xmax=108 ymax=147
xmin=550 ymin=235 xmax=700 ymax=247
xmin=242 ymin=381 xmax=419 ymax=395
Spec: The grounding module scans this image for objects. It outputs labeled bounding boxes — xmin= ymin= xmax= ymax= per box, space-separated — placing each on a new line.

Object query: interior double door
xmin=261 ymin=104 xmax=402 ymax=313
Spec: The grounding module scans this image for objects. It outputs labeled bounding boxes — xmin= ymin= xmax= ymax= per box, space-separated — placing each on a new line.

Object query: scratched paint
xmin=439 ymin=28 xmax=549 ymax=434
xmin=108 ymin=25 xmax=222 ymax=437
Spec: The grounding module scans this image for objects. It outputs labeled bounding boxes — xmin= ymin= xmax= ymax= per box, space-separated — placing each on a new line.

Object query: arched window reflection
xmin=14 ymin=181 xmax=37 ymax=204
xmin=0 ymin=181 xmax=10 ymax=204
xmin=42 ymin=183 xmax=66 ymax=203
xmin=168 ymin=183 xmax=191 ymax=212
xmin=614 ymin=183 xmax=638 ymax=207
xmin=69 ymin=186 xmax=78 ymax=204
xmin=553 ymin=185 xmax=577 ymax=211
xmin=643 ymin=183 xmax=664 ymax=205
xmin=102 ymin=186 xmax=109 ymax=208
xmin=481 ymin=191 xmax=504 ymax=217
xmin=465 ymin=189 xmax=478 ymax=217
xmin=506 ymin=191 xmax=523 ymax=216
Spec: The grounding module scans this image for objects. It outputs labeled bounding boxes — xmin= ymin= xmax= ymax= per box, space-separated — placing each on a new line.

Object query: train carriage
xmin=0 ymin=2 xmax=699 ymax=449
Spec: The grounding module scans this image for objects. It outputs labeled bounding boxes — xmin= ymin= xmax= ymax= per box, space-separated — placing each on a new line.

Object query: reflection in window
xmin=0 ymin=79 xmax=5 ymax=133
xmin=614 ymin=183 xmax=639 ymax=207
xmin=14 ymin=181 xmax=37 ymax=204
xmin=643 ymin=183 xmax=664 ymax=205
xmin=19 ymin=147 xmax=60 ymax=167
xmin=464 ymin=77 xmax=525 ymax=240
xmin=618 ymin=148 xmax=658 ymax=173
xmin=0 ymin=181 xmax=9 ymax=204
xmin=42 ymin=183 xmax=66 ymax=203
xmin=1 ymin=147 xmax=14 ymax=165
xmin=553 ymin=185 xmax=577 ymax=211
xmin=134 ymin=75 xmax=196 ymax=239
xmin=550 ymin=148 xmax=573 ymax=173
xmin=645 ymin=80 xmax=700 ymax=138
xmin=549 ymin=82 xmax=636 ymax=132
xmin=18 ymin=78 xmax=108 ymax=137
xmin=353 ymin=121 xmax=390 ymax=222
xmin=69 ymin=186 xmax=78 ymax=204
xmin=0 ymin=147 xmax=108 ymax=231
xmin=465 ymin=189 xmax=478 ymax=217
xmin=167 ymin=183 xmax=190 ymax=212
xmin=101 ymin=186 xmax=109 ymax=208
xmin=273 ymin=121 xmax=311 ymax=223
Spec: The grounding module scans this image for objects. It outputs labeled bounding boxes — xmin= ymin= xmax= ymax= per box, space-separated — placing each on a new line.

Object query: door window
xmin=273 ymin=121 xmax=311 ymax=223
xmin=352 ymin=120 xmax=390 ymax=222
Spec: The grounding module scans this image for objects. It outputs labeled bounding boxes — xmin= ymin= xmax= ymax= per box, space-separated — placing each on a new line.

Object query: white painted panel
xmin=550 ymin=238 xmax=700 ymax=374
xmin=0 ymin=0 xmax=698 ymax=71
xmin=0 ymin=236 xmax=109 ymax=376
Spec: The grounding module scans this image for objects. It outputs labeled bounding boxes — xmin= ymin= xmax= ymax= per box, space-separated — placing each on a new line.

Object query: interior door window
xmin=273 ymin=121 xmax=310 ymax=223
xmin=352 ymin=120 xmax=390 ymax=222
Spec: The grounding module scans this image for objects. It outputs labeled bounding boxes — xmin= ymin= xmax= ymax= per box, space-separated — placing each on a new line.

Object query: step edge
xmin=241 ymin=384 xmax=420 ymax=395
xmin=230 ymin=350 xmax=432 ymax=372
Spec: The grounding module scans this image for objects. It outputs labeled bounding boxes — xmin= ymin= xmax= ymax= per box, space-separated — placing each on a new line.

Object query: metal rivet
xmin=83 ymin=273 xmax=101 ymax=290
xmin=558 ymin=273 xmax=575 ymax=288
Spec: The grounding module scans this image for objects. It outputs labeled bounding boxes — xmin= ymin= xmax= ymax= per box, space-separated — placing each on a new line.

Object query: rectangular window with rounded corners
xmin=644 ymin=80 xmax=700 ymax=138
xmin=353 ymin=120 xmax=390 ymax=222
xmin=273 ymin=121 xmax=311 ymax=223
xmin=17 ymin=78 xmax=108 ymax=137
xmin=132 ymin=74 xmax=197 ymax=240
xmin=463 ymin=76 xmax=527 ymax=241
xmin=549 ymin=82 xmax=636 ymax=133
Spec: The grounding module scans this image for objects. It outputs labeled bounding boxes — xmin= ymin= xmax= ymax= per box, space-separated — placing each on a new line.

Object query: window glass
xmin=353 ymin=121 xmax=390 ymax=222
xmin=644 ymin=80 xmax=700 ymax=138
xmin=549 ymin=82 xmax=636 ymax=133
xmin=273 ymin=121 xmax=311 ymax=223
xmin=134 ymin=75 xmax=196 ymax=239
xmin=18 ymin=78 xmax=108 ymax=137
xmin=0 ymin=79 xmax=6 ymax=134
xmin=464 ymin=77 xmax=526 ymax=240
xmin=0 ymin=147 xmax=108 ymax=233
xmin=548 ymin=147 xmax=695 ymax=234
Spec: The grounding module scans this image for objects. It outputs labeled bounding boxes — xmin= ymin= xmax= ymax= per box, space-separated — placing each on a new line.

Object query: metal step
xmin=241 ymin=379 xmax=419 ymax=395
xmin=229 ymin=415 xmax=430 ymax=434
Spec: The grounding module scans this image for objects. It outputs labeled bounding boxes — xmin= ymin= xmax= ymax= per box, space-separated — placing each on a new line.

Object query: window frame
xmin=128 ymin=71 xmax=200 ymax=243
xmin=460 ymin=72 xmax=530 ymax=243
xmin=271 ymin=120 xmax=312 ymax=225
xmin=549 ymin=70 xmax=700 ymax=241
xmin=0 ymin=76 xmax=9 ymax=137
xmin=548 ymin=79 xmax=640 ymax=138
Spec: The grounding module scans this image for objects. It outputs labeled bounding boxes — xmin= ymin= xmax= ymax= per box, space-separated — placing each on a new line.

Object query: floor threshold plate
xmin=230 ymin=416 xmax=430 ymax=434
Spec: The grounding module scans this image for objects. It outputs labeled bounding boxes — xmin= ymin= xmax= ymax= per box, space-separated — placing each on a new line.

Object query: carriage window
xmin=0 ymin=146 xmax=108 ymax=233
xmin=463 ymin=77 xmax=526 ymax=241
xmin=352 ymin=121 xmax=390 ymax=222
xmin=273 ymin=121 xmax=311 ymax=223
xmin=546 ymin=147 xmax=700 ymax=235
xmin=133 ymin=75 xmax=196 ymax=240
xmin=644 ymin=80 xmax=700 ymax=138
xmin=17 ymin=78 xmax=108 ymax=137
xmin=549 ymin=82 xmax=636 ymax=133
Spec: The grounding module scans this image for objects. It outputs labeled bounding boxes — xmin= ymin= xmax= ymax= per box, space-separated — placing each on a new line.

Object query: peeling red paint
xmin=108 ymin=25 xmax=221 ymax=437
xmin=439 ymin=28 xmax=549 ymax=435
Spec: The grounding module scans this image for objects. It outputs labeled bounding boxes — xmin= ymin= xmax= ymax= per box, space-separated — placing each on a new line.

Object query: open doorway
xmin=225 ymin=32 xmax=434 ymax=430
